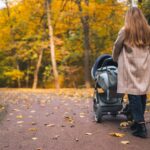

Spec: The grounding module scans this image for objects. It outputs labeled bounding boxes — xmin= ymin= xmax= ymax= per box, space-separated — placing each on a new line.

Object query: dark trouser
xmin=128 ymin=94 xmax=147 ymax=123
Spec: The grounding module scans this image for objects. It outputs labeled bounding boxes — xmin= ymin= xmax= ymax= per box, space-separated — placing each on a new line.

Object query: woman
xmin=112 ymin=7 xmax=150 ymax=138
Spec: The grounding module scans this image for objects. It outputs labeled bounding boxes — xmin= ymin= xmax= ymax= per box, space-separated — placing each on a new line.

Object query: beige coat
xmin=112 ymin=28 xmax=150 ymax=95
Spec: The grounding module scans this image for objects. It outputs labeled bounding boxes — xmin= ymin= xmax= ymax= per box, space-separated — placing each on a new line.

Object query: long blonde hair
xmin=125 ymin=7 xmax=150 ymax=47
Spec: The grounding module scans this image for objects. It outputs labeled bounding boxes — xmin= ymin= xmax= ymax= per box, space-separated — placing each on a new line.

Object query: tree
xmin=0 ymin=0 xmax=126 ymax=88
xmin=75 ymin=0 xmax=91 ymax=88
xmin=46 ymin=0 xmax=60 ymax=89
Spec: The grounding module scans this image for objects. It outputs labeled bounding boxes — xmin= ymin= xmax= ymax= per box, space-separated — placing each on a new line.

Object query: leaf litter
xmin=110 ymin=132 xmax=125 ymax=137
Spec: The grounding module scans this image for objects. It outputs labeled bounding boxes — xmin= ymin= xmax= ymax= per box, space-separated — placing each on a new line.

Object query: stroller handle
xmin=101 ymin=57 xmax=113 ymax=68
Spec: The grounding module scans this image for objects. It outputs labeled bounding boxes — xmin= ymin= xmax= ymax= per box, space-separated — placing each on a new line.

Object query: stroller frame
xmin=92 ymin=54 xmax=131 ymax=123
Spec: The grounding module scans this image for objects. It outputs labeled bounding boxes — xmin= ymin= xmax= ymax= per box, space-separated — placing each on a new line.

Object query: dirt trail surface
xmin=0 ymin=89 xmax=150 ymax=150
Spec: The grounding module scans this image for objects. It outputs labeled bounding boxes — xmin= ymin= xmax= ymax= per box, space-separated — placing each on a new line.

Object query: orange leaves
xmin=64 ymin=115 xmax=74 ymax=124
xmin=110 ymin=132 xmax=125 ymax=137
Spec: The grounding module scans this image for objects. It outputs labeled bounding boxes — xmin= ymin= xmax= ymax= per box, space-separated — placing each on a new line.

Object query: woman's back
xmin=112 ymin=7 xmax=150 ymax=95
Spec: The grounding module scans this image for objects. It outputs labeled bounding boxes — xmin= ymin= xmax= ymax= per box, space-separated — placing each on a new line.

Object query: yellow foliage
xmin=4 ymin=70 xmax=24 ymax=80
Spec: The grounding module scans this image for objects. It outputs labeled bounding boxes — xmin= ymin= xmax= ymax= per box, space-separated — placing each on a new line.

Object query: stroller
xmin=91 ymin=54 xmax=132 ymax=123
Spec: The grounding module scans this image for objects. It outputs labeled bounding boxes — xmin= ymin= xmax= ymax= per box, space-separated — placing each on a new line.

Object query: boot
xmin=132 ymin=123 xmax=148 ymax=138
xmin=130 ymin=122 xmax=138 ymax=131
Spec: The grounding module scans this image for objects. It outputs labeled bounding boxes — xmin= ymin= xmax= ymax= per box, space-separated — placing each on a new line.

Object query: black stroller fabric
xmin=91 ymin=54 xmax=117 ymax=80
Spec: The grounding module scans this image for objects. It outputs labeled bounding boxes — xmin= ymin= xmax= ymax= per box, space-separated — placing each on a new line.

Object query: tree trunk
xmin=46 ymin=0 xmax=60 ymax=89
xmin=32 ymin=49 xmax=44 ymax=89
xmin=76 ymin=0 xmax=91 ymax=88
xmin=4 ymin=0 xmax=10 ymax=17
xmin=17 ymin=63 xmax=21 ymax=88
xmin=26 ymin=64 xmax=29 ymax=88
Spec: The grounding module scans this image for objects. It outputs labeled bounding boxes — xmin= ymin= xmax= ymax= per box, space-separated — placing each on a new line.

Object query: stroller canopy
xmin=91 ymin=54 xmax=117 ymax=80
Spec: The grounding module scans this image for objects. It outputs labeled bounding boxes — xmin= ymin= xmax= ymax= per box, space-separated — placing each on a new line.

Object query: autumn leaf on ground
xmin=64 ymin=115 xmax=74 ymax=124
xmin=0 ymin=106 xmax=5 ymax=111
xmin=28 ymin=128 xmax=37 ymax=132
xmin=146 ymin=103 xmax=150 ymax=106
xmin=75 ymin=138 xmax=79 ymax=142
xmin=30 ymin=110 xmax=36 ymax=113
xmin=121 ymin=141 xmax=130 ymax=144
xmin=120 ymin=122 xmax=129 ymax=128
xmin=44 ymin=123 xmax=55 ymax=127
xmin=52 ymin=135 xmax=59 ymax=140
xmin=13 ymin=109 xmax=20 ymax=112
xmin=45 ymin=113 xmax=50 ymax=116
xmin=9 ymin=113 xmax=13 ymax=116
xmin=31 ymin=122 xmax=37 ymax=125
xmin=32 ymin=137 xmax=38 ymax=140
xmin=85 ymin=132 xmax=93 ymax=135
xmin=17 ymin=121 xmax=24 ymax=124
xmin=110 ymin=132 xmax=125 ymax=137
xmin=80 ymin=112 xmax=85 ymax=118
xmin=16 ymin=115 xmax=23 ymax=119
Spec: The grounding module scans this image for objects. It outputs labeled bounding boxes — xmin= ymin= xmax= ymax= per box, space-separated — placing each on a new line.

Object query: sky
xmin=0 ymin=0 xmax=5 ymax=9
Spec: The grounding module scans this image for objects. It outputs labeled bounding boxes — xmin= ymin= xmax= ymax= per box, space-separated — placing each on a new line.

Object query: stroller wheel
xmin=95 ymin=104 xmax=103 ymax=123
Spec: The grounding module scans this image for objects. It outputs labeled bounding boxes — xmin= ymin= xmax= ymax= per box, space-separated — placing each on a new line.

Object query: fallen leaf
xmin=80 ymin=115 xmax=85 ymax=118
xmin=120 ymin=122 xmax=129 ymax=128
xmin=52 ymin=135 xmax=59 ymax=140
xmin=45 ymin=113 xmax=50 ymax=116
xmin=64 ymin=116 xmax=74 ymax=124
xmin=16 ymin=115 xmax=23 ymax=119
xmin=79 ymin=112 xmax=85 ymax=118
xmin=85 ymin=132 xmax=93 ymax=135
xmin=31 ymin=122 xmax=37 ymax=125
xmin=30 ymin=110 xmax=36 ymax=113
xmin=0 ymin=106 xmax=5 ymax=110
xmin=75 ymin=138 xmax=79 ymax=142
xmin=110 ymin=132 xmax=125 ymax=137
xmin=28 ymin=128 xmax=37 ymax=132
xmin=17 ymin=121 xmax=24 ymax=124
xmin=146 ymin=103 xmax=150 ymax=106
xmin=45 ymin=124 xmax=55 ymax=127
xmin=121 ymin=141 xmax=130 ymax=144
xmin=13 ymin=109 xmax=20 ymax=112
xmin=32 ymin=137 xmax=38 ymax=140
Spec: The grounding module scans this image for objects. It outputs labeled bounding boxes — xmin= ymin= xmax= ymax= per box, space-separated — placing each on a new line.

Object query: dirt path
xmin=0 ymin=89 xmax=150 ymax=150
